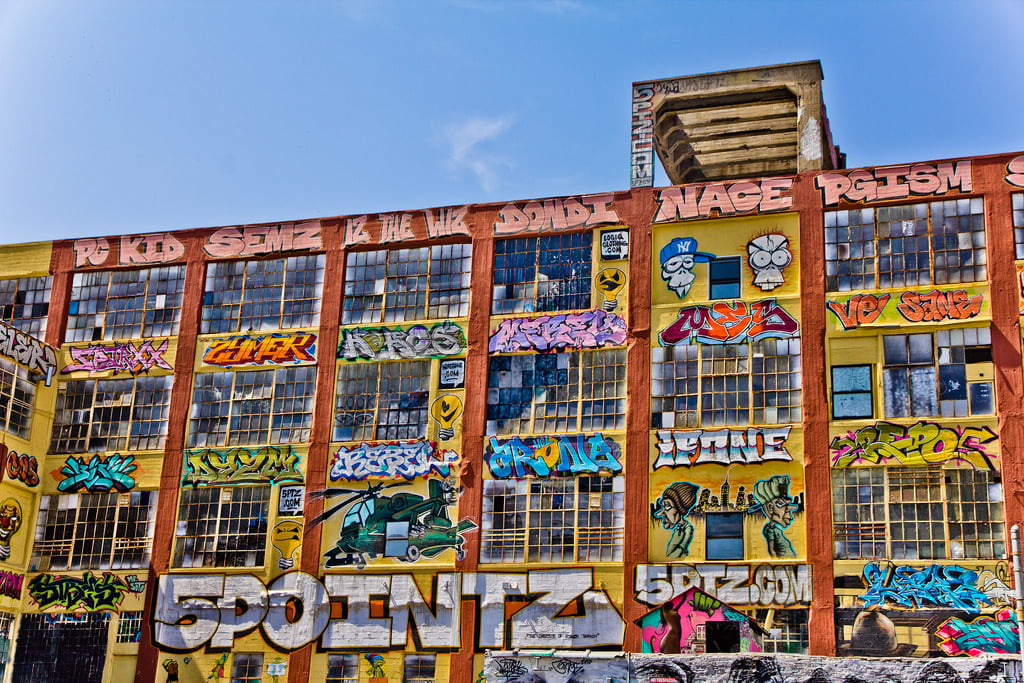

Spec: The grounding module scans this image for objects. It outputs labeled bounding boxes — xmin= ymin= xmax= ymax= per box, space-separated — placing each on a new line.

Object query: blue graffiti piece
xmin=485 ymin=434 xmax=622 ymax=478
xmin=942 ymin=616 xmax=1020 ymax=655
xmin=859 ymin=563 xmax=992 ymax=614
xmin=57 ymin=454 xmax=137 ymax=493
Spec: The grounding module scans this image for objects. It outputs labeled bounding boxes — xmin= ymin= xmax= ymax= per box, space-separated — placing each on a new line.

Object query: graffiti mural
xmin=316 ymin=479 xmax=475 ymax=568
xmin=73 ymin=233 xmax=185 ymax=268
xmin=63 ymin=339 xmax=172 ymax=375
xmin=829 ymin=421 xmax=998 ymax=469
xmin=938 ymin=608 xmax=1020 ymax=656
xmin=431 ymin=395 xmax=463 ymax=441
xmin=204 ymin=332 xmax=317 ymax=366
xmin=651 ymin=482 xmax=699 ymax=557
xmin=827 ymin=290 xmax=985 ymax=330
xmin=0 ymin=498 xmax=22 ymax=561
xmin=748 ymin=475 xmax=798 ymax=558
xmin=595 ymin=267 xmax=626 ymax=311
xmin=654 ymin=427 xmax=792 ymax=468
xmin=272 ymin=521 xmax=303 ymax=571
xmin=28 ymin=572 xmax=136 ymax=612
xmin=182 ymin=446 xmax=304 ymax=487
xmin=57 ymin=453 xmax=137 ymax=492
xmin=638 ymin=586 xmax=763 ymax=655
xmin=0 ymin=570 xmax=22 ymax=599
xmin=0 ymin=443 xmax=38 ymax=486
xmin=380 ymin=213 xmax=415 ymax=242
xmin=489 ymin=310 xmax=626 ymax=353
xmin=202 ymin=221 xmax=322 ymax=257
xmin=330 ymin=441 xmax=458 ymax=481
xmin=485 ymin=434 xmax=622 ymax=478
xmin=636 ymin=563 xmax=812 ymax=608
xmin=365 ymin=654 xmax=387 ymax=678
xmin=631 ymin=83 xmax=655 ymax=188
xmin=659 ymin=237 xmax=715 ymax=299
xmin=653 ymin=179 xmax=794 ymax=222
xmin=153 ymin=568 xmax=624 ymax=652
xmin=425 ymin=206 xmax=471 ymax=239
xmin=816 ymin=161 xmax=972 ymax=206
xmin=492 ymin=195 xmax=619 ymax=235
xmin=0 ymin=318 xmax=57 ymax=385
xmin=858 ymin=563 xmax=998 ymax=614
xmin=747 ymin=234 xmax=791 ymax=291
xmin=338 ymin=323 xmax=466 ymax=362
xmin=659 ymin=299 xmax=798 ymax=345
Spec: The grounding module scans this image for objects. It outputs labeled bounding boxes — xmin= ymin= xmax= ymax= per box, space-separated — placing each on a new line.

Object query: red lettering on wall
xmin=895 ymin=290 xmax=983 ymax=323
xmin=826 ymin=294 xmax=890 ymax=330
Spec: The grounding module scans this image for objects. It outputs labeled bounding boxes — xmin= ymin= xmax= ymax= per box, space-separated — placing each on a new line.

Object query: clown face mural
xmin=0 ymin=499 xmax=22 ymax=560
xmin=747 ymin=233 xmax=792 ymax=291
xmin=660 ymin=237 xmax=715 ymax=299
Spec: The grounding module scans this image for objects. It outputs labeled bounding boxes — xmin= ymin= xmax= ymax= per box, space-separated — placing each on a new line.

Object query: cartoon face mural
xmin=747 ymin=233 xmax=791 ymax=291
xmin=660 ymin=238 xmax=715 ymax=299
xmin=0 ymin=499 xmax=22 ymax=560
xmin=748 ymin=475 xmax=797 ymax=558
xmin=652 ymin=482 xmax=699 ymax=558
xmin=272 ymin=521 xmax=303 ymax=570
xmin=315 ymin=479 xmax=475 ymax=568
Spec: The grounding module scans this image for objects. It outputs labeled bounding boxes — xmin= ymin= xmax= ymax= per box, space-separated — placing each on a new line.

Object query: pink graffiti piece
xmin=659 ymin=299 xmax=798 ymax=345
xmin=938 ymin=608 xmax=1020 ymax=656
xmin=489 ymin=310 xmax=627 ymax=353
xmin=63 ymin=339 xmax=172 ymax=376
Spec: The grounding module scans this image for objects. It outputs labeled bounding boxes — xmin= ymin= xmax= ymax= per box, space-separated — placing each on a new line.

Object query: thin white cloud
xmin=442 ymin=114 xmax=515 ymax=192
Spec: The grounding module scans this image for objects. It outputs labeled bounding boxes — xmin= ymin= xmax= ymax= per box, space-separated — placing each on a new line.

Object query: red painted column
xmin=793 ymin=173 xmax=836 ymax=655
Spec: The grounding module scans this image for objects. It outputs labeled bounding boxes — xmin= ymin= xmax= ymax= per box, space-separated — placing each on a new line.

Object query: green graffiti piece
xmin=28 ymin=572 xmax=129 ymax=612
xmin=182 ymin=445 xmax=304 ymax=487
xmin=830 ymin=421 xmax=998 ymax=469
xmin=57 ymin=453 xmax=137 ymax=493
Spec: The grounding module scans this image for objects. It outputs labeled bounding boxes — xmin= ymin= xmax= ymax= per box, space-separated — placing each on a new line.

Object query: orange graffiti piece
xmin=826 ymin=294 xmax=890 ymax=330
xmin=896 ymin=290 xmax=983 ymax=323
xmin=204 ymin=333 xmax=316 ymax=367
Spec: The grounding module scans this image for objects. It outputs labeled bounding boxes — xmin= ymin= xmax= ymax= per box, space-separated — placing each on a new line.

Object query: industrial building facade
xmin=1 ymin=65 xmax=1023 ymax=683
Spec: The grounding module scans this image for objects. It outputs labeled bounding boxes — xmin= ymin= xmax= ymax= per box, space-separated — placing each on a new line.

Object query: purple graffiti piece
xmin=63 ymin=339 xmax=171 ymax=375
xmin=489 ymin=311 xmax=626 ymax=353
xmin=659 ymin=300 xmax=799 ymax=345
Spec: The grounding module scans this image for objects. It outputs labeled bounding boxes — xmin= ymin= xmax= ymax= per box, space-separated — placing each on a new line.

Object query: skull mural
xmin=747 ymin=233 xmax=792 ymax=291
xmin=660 ymin=237 xmax=715 ymax=300
xmin=0 ymin=498 xmax=22 ymax=560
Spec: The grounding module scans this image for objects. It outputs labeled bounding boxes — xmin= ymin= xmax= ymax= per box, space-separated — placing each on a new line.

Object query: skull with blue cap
xmin=660 ymin=237 xmax=716 ymax=299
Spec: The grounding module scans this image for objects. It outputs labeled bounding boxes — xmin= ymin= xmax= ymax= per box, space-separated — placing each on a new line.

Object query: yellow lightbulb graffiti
xmin=596 ymin=268 xmax=626 ymax=311
xmin=271 ymin=520 xmax=302 ymax=570
xmin=431 ymin=394 xmax=464 ymax=441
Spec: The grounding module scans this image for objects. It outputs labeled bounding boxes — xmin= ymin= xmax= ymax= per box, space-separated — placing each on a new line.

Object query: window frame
xmin=333 ymin=359 xmax=431 ymax=442
xmin=66 ymin=265 xmax=187 ymax=342
xmin=492 ymin=233 xmax=593 ymax=315
xmin=403 ymin=654 xmax=436 ymax=683
xmin=171 ymin=485 xmax=270 ymax=568
xmin=709 ymin=256 xmax=742 ymax=299
xmin=0 ymin=276 xmax=51 ymax=337
xmin=705 ymin=511 xmax=745 ymax=561
xmin=830 ymin=364 xmax=874 ymax=420
xmin=0 ymin=357 xmax=35 ymax=439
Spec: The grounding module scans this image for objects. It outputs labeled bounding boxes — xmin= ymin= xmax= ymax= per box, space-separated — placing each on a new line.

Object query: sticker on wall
xmin=204 ymin=331 xmax=317 ymax=367
xmin=0 ymin=499 xmax=22 ymax=561
xmin=595 ymin=268 xmax=626 ymax=311
xmin=439 ymin=358 xmax=466 ymax=389
xmin=272 ymin=521 xmax=303 ymax=570
xmin=489 ymin=310 xmax=626 ymax=353
xmin=485 ymin=433 xmax=622 ymax=478
xmin=339 ymin=323 xmax=467 ymax=362
xmin=278 ymin=485 xmax=305 ymax=516
xmin=746 ymin=234 xmax=791 ymax=291
xmin=57 ymin=453 xmax=137 ymax=493
xmin=431 ymin=395 xmax=463 ymax=441
xmin=600 ymin=229 xmax=629 ymax=260
xmin=659 ymin=237 xmax=715 ymax=300
xmin=63 ymin=339 xmax=172 ymax=375
xmin=830 ymin=421 xmax=998 ymax=470
xmin=313 ymin=479 xmax=475 ymax=568
xmin=659 ymin=299 xmax=798 ymax=345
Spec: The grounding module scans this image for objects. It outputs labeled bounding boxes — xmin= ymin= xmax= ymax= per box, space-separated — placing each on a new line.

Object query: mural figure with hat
xmin=660 ymin=237 xmax=716 ymax=299
xmin=838 ymin=608 xmax=916 ymax=657
xmin=748 ymin=475 xmax=798 ymax=558
xmin=652 ymin=481 xmax=699 ymax=558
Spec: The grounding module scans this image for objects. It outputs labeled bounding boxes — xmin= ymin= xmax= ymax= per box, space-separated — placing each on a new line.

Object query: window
xmin=481 ymin=475 xmax=624 ymax=563
xmin=753 ymin=609 xmax=808 ymax=654
xmin=492 ymin=234 xmax=592 ymax=314
xmin=1014 ymin=194 xmax=1024 ymax=259
xmin=824 ymin=198 xmax=986 ymax=291
xmin=486 ymin=350 xmax=626 ymax=436
xmin=334 ymin=360 xmax=430 ymax=441
xmin=31 ymin=492 xmax=158 ymax=571
xmin=0 ymin=611 xmax=15 ymax=679
xmin=172 ymin=486 xmax=269 ymax=568
xmin=188 ymin=367 xmax=316 ymax=447
xmin=832 ymin=466 xmax=1005 ymax=560
xmin=705 ymin=512 xmax=744 ymax=560
xmin=49 ymin=376 xmax=173 ymax=453
xmin=831 ymin=365 xmax=873 ymax=419
xmin=327 ymin=654 xmax=359 ymax=683
xmin=343 ymin=245 xmax=472 ymax=324
xmin=66 ymin=265 xmax=186 ymax=342
xmin=115 ymin=611 xmax=143 ymax=644
xmin=652 ymin=339 xmax=802 ymax=428
xmin=231 ymin=653 xmax=263 ymax=683
xmin=709 ymin=256 xmax=741 ymax=299
xmin=704 ymin=621 xmax=741 ymax=653
xmin=403 ymin=654 xmax=436 ymax=683
xmin=0 ymin=276 xmax=51 ymax=336
xmin=882 ymin=328 xmax=993 ymax=418
xmin=13 ymin=613 xmax=109 ymax=683
xmin=0 ymin=357 xmax=35 ymax=439
xmin=202 ymin=255 xmax=324 ymax=334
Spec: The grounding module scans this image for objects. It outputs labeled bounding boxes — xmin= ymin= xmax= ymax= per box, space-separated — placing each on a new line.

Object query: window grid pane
xmin=172 ymin=486 xmax=270 ymax=568
xmin=202 ymin=255 xmax=324 ymax=334
xmin=49 ymin=376 xmax=173 ymax=453
xmin=326 ymin=654 xmax=359 ymax=683
xmin=403 ymin=654 xmax=436 ymax=683
xmin=0 ymin=357 xmax=35 ymax=439
xmin=67 ymin=265 xmax=186 ymax=342
xmin=231 ymin=653 xmax=264 ymax=683
xmin=492 ymin=234 xmax=591 ymax=314
xmin=334 ymin=361 xmax=431 ymax=442
xmin=0 ymin=276 xmax=51 ymax=336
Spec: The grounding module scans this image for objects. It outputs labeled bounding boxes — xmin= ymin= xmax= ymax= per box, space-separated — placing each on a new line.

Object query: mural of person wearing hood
xmin=653 ymin=481 xmax=699 ymax=557
xmin=748 ymin=475 xmax=798 ymax=558
xmin=660 ymin=237 xmax=715 ymax=299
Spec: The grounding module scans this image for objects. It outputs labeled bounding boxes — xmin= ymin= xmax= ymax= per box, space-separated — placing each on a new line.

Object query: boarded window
xmin=831 ymin=365 xmax=873 ymax=419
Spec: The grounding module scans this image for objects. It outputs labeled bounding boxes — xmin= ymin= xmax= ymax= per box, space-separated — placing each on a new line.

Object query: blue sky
xmin=0 ymin=0 xmax=1022 ymax=243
